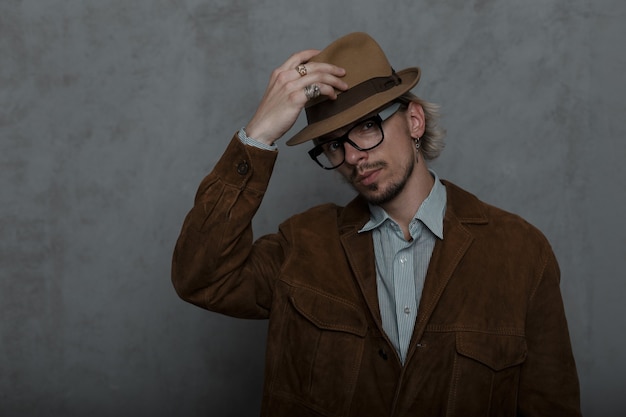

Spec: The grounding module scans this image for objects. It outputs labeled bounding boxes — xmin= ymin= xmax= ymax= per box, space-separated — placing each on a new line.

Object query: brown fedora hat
xmin=286 ymin=32 xmax=421 ymax=146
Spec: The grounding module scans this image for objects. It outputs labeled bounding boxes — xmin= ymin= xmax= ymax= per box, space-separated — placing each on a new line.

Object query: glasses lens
xmin=315 ymin=140 xmax=345 ymax=169
xmin=347 ymin=118 xmax=383 ymax=150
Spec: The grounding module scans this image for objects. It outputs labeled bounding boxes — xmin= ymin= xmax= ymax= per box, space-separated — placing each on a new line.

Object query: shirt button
xmin=404 ymin=306 xmax=411 ymax=315
xmin=399 ymin=257 xmax=407 ymax=264
xmin=236 ymin=161 xmax=249 ymax=175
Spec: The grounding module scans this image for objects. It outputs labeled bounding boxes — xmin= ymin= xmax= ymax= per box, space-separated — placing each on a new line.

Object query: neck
xmin=380 ymin=160 xmax=434 ymax=240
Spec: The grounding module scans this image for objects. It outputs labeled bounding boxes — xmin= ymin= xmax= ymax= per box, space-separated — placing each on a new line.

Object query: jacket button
xmin=236 ymin=161 xmax=249 ymax=175
xmin=378 ymin=349 xmax=388 ymax=360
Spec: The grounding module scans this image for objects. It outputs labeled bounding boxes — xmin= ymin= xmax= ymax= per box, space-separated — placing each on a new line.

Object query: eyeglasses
xmin=307 ymin=102 xmax=404 ymax=170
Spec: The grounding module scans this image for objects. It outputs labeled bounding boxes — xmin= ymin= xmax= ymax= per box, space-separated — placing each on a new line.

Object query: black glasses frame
xmin=307 ymin=101 xmax=405 ymax=170
xmin=307 ymin=116 xmax=385 ymax=170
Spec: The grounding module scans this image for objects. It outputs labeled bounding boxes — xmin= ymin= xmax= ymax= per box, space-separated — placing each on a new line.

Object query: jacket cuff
xmin=212 ymin=134 xmax=278 ymax=193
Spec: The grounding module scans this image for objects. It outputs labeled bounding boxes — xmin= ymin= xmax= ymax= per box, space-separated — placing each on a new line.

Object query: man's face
xmin=335 ymin=108 xmax=417 ymax=206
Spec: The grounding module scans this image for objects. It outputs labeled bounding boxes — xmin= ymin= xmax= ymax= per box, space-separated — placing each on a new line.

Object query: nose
xmin=343 ymin=142 xmax=368 ymax=166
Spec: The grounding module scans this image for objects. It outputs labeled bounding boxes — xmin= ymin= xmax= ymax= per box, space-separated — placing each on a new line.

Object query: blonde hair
xmin=400 ymin=92 xmax=446 ymax=160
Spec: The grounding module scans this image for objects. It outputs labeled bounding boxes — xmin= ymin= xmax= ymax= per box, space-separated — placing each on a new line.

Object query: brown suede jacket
xmin=172 ymin=136 xmax=581 ymax=417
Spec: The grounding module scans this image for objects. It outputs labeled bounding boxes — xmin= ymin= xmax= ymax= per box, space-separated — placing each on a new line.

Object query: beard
xmin=346 ymin=156 xmax=416 ymax=206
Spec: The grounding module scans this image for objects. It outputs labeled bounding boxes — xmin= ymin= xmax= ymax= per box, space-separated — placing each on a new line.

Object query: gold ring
xmin=296 ymin=64 xmax=307 ymax=77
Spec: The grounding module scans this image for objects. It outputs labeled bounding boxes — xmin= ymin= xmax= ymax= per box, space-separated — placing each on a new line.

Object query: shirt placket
xmin=393 ymin=244 xmax=416 ymax=363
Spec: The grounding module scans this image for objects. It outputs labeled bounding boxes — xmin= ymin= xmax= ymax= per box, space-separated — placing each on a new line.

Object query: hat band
xmin=305 ymin=71 xmax=402 ymax=125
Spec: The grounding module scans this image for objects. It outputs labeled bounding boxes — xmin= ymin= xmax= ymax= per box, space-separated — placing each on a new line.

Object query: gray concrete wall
xmin=1 ymin=0 xmax=624 ymax=416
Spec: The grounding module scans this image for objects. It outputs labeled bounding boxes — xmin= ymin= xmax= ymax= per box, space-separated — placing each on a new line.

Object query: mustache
xmin=349 ymin=161 xmax=388 ymax=182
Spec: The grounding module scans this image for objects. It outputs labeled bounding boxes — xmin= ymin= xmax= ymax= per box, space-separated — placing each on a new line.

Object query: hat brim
xmin=286 ymin=67 xmax=421 ymax=146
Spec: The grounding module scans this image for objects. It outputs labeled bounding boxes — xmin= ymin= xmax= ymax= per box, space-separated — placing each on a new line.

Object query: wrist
xmin=244 ymin=121 xmax=278 ymax=146
xmin=238 ymin=128 xmax=277 ymax=151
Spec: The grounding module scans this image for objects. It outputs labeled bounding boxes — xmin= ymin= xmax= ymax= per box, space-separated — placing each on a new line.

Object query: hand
xmin=245 ymin=49 xmax=348 ymax=145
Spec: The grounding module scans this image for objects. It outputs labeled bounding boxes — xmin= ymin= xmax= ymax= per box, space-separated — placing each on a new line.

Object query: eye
xmin=322 ymin=140 xmax=343 ymax=154
xmin=354 ymin=119 xmax=377 ymax=134
xmin=362 ymin=120 xmax=376 ymax=130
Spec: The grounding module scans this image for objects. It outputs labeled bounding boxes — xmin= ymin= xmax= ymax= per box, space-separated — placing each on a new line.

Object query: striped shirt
xmin=359 ymin=172 xmax=446 ymax=363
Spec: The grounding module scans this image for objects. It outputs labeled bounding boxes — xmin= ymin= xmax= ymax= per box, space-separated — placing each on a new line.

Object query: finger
xmin=296 ymin=72 xmax=348 ymax=93
xmin=315 ymin=83 xmax=342 ymax=100
xmin=298 ymin=79 xmax=346 ymax=102
xmin=280 ymin=49 xmax=320 ymax=71
xmin=268 ymin=50 xmax=323 ymax=89
xmin=299 ymin=61 xmax=346 ymax=78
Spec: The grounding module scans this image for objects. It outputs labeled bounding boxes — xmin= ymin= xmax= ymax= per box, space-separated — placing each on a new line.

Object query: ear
xmin=406 ymin=101 xmax=426 ymax=139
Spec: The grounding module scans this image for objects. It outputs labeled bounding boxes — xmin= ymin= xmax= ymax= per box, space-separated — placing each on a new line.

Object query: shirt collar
xmin=359 ymin=170 xmax=446 ymax=239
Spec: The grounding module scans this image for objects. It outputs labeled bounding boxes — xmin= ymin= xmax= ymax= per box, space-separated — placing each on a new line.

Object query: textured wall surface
xmin=1 ymin=0 xmax=624 ymax=416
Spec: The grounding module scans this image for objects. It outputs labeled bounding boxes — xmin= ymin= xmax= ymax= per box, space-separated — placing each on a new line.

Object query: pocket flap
xmin=289 ymin=286 xmax=367 ymax=337
xmin=456 ymin=332 xmax=527 ymax=371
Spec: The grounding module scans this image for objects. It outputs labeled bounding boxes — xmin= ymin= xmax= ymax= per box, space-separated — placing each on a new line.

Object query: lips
xmin=356 ymin=169 xmax=381 ymax=186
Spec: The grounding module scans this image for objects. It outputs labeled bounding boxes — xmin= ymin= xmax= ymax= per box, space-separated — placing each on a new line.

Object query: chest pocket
xmin=456 ymin=331 xmax=527 ymax=370
xmin=270 ymin=285 xmax=368 ymax=415
xmin=449 ymin=331 xmax=527 ymax=416
xmin=290 ymin=286 xmax=368 ymax=337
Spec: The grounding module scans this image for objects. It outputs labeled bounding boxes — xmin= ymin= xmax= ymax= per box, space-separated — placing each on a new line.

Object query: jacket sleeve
xmin=518 ymin=244 xmax=582 ymax=416
xmin=171 ymin=134 xmax=285 ymax=319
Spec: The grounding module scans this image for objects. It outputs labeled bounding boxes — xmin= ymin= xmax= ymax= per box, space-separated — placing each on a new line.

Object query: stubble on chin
xmin=362 ymin=181 xmax=404 ymax=205
xmin=346 ymin=158 xmax=415 ymax=206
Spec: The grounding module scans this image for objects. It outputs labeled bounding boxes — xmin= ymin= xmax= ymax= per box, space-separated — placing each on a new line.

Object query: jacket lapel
xmin=338 ymin=196 xmax=384 ymax=327
xmin=407 ymin=180 xmax=488 ymax=361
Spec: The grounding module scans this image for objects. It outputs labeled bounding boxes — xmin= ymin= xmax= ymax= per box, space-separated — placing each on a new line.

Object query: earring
xmin=414 ymin=137 xmax=421 ymax=150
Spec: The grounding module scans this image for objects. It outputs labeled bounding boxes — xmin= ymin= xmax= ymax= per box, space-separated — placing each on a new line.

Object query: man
xmin=172 ymin=32 xmax=581 ymax=416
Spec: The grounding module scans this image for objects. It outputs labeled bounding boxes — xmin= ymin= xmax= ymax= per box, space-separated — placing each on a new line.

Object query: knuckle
xmin=287 ymin=88 xmax=300 ymax=99
xmin=270 ymin=68 xmax=283 ymax=80
xmin=287 ymin=89 xmax=303 ymax=103
xmin=275 ymin=70 xmax=292 ymax=84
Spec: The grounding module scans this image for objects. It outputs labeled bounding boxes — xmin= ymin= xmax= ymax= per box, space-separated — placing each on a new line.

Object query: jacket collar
xmin=360 ymin=170 xmax=447 ymax=240
xmin=337 ymin=179 xmax=488 ymax=237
